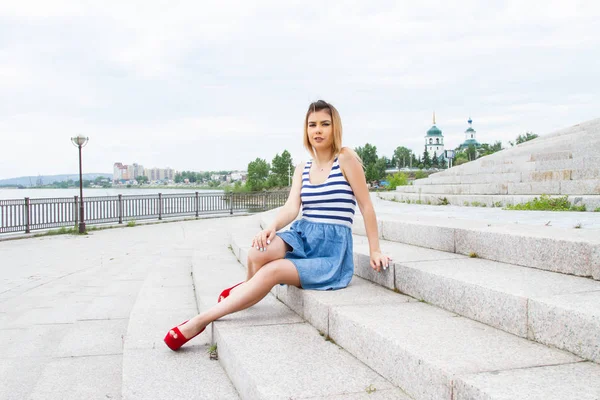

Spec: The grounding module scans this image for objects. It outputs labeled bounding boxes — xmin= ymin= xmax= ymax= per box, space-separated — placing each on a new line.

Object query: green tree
xmin=136 ymin=176 xmax=148 ymax=184
xmin=356 ymin=143 xmax=382 ymax=182
xmin=422 ymin=149 xmax=431 ymax=169
xmin=246 ymin=158 xmax=270 ymax=191
xmin=387 ymin=172 xmax=408 ymax=189
xmin=392 ymin=146 xmax=412 ymax=169
xmin=414 ymin=170 xmax=427 ymax=179
xmin=271 ymin=150 xmax=294 ymax=187
xmin=355 ymin=143 xmax=378 ymax=166
xmin=514 ymin=131 xmax=538 ymax=145
xmin=431 ymin=152 xmax=439 ymax=168
xmin=366 ymin=156 xmax=388 ymax=182
xmin=466 ymin=144 xmax=478 ymax=161
xmin=479 ymin=141 xmax=503 ymax=156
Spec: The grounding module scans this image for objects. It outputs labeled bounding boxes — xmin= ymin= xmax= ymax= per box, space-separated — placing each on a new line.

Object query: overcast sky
xmin=1 ymin=0 xmax=599 ymax=179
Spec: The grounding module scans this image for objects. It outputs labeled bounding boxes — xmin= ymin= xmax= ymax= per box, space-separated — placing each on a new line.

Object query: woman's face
xmin=307 ymin=110 xmax=333 ymax=151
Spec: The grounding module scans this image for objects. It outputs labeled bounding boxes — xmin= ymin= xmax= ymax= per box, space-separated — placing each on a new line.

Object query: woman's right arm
xmin=253 ymin=163 xmax=304 ymax=250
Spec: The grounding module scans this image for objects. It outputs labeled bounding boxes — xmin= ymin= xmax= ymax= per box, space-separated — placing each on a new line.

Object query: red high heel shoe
xmin=218 ymin=281 xmax=244 ymax=303
xmin=164 ymin=320 xmax=205 ymax=351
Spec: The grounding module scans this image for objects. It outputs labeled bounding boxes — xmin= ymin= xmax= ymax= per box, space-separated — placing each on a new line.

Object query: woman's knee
xmin=257 ymin=260 xmax=300 ymax=286
xmin=247 ymin=248 xmax=267 ymax=267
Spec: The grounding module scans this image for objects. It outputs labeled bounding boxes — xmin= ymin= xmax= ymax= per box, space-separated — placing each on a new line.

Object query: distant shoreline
xmin=0 ymin=186 xmax=223 ymax=191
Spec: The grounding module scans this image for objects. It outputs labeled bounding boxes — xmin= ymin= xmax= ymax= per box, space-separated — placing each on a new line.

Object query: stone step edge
xmin=121 ymin=260 xmax=240 ymax=399
xmin=381 ymin=191 xmax=600 ymax=206
xmin=190 ymin=227 xmax=411 ymax=400
xmin=259 ymin=207 xmax=600 ymax=280
xmin=227 ymin=221 xmax=600 ymax=400
xmin=362 ymin=213 xmax=599 ymax=281
xmin=232 ymin=219 xmax=600 ymax=364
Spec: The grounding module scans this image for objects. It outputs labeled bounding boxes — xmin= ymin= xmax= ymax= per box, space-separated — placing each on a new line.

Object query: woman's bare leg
xmin=174 ymin=259 xmax=300 ymax=340
xmin=245 ymin=235 xmax=289 ymax=281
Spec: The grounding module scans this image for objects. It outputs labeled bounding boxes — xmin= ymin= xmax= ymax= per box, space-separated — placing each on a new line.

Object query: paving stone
xmin=0 ymin=357 xmax=48 ymax=400
xmin=454 ymin=362 xmax=600 ymax=400
xmin=454 ymin=225 xmax=594 ymax=277
xmin=215 ymin=323 xmax=401 ymax=400
xmin=507 ymin=181 xmax=561 ymax=195
xmin=380 ymin=219 xmax=455 ymax=253
xmin=528 ymin=291 xmax=600 ymax=363
xmin=391 ymin=256 xmax=600 ymax=338
xmin=28 ymin=354 xmax=122 ymax=400
xmin=56 ymin=319 xmax=128 ymax=357
xmin=329 ymin=303 xmax=580 ymax=400
xmin=122 ymin=346 xmax=239 ymax=400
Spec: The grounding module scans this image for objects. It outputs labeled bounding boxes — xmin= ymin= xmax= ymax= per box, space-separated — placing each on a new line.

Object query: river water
xmin=0 ymin=188 xmax=223 ymax=200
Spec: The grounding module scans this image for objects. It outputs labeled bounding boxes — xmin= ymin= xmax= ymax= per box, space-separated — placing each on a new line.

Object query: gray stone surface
xmin=352 ymin=215 xmax=383 ymax=238
xmin=329 ymin=303 xmax=580 ymax=400
xmin=29 ymin=354 xmax=122 ymax=400
xmin=56 ymin=319 xmax=128 ymax=357
xmin=380 ymin=219 xmax=455 ymax=252
xmin=454 ymin=225 xmax=595 ymax=277
xmin=122 ymin=346 xmax=239 ymax=400
xmin=507 ymin=181 xmax=562 ymax=195
xmin=353 ymin=236 xmax=463 ymax=289
xmin=528 ymin=291 xmax=600 ymax=363
xmin=390 ymin=256 xmax=600 ymax=339
xmin=593 ymin=244 xmax=600 ymax=280
xmin=279 ymin=277 xmax=413 ymax=335
xmin=454 ymin=362 xmax=600 ymax=400
xmin=215 ymin=323 xmax=399 ymax=400
xmin=0 ymin=358 xmax=47 ymax=400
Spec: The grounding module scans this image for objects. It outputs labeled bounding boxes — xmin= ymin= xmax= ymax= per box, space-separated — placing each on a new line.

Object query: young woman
xmin=164 ymin=100 xmax=391 ymax=350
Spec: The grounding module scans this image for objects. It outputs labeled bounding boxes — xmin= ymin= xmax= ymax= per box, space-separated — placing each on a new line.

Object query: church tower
xmin=459 ymin=117 xmax=481 ymax=149
xmin=424 ymin=112 xmax=445 ymax=159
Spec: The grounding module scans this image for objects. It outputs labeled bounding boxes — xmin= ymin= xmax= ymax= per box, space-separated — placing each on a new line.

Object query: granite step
xmin=257 ymin=210 xmax=600 ymax=362
xmin=230 ymin=215 xmax=600 ymax=400
xmin=121 ymin=248 xmax=240 ymax=399
xmin=379 ymin=191 xmax=600 ymax=213
xmin=351 ymin=237 xmax=600 ymax=364
xmin=352 ymin=209 xmax=600 ymax=280
xmin=192 ymin=216 xmax=411 ymax=400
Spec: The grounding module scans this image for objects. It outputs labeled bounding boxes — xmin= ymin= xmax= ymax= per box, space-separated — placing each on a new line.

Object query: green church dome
xmin=465 ymin=127 xmax=475 ymax=133
xmin=459 ymin=138 xmax=480 ymax=149
xmin=426 ymin=125 xmax=443 ymax=136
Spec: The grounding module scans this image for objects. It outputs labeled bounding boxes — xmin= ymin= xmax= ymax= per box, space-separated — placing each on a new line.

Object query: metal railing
xmin=0 ymin=191 xmax=289 ymax=234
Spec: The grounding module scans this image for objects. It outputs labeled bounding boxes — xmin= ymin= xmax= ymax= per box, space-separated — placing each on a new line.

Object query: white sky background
xmin=1 ymin=0 xmax=599 ymax=179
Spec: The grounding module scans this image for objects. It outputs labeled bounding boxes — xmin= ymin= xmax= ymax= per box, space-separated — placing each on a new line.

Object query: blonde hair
xmin=303 ymin=100 xmax=343 ymax=159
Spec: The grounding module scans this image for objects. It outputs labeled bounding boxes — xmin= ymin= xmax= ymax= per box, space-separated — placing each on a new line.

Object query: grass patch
xmin=33 ymin=226 xmax=99 ymax=237
xmin=594 ymin=207 xmax=600 ymax=212
xmin=127 ymin=220 xmax=137 ymax=227
xmin=505 ymin=194 xmax=586 ymax=211
xmin=469 ymin=252 xmax=478 ymax=258
xmin=207 ymin=344 xmax=218 ymax=360
xmin=574 ymin=223 xmax=582 ymax=229
xmin=438 ymin=197 xmax=449 ymax=205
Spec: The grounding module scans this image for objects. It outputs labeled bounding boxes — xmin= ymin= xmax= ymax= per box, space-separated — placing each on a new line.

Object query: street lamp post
xmin=71 ymin=135 xmax=89 ymax=233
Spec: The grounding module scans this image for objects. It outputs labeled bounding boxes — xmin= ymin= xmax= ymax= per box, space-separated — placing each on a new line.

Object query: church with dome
xmin=423 ymin=114 xmax=482 ymax=160
xmin=458 ymin=117 xmax=481 ymax=149
xmin=424 ymin=112 xmax=445 ymax=159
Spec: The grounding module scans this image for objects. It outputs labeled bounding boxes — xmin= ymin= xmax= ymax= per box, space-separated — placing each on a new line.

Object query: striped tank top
xmin=300 ymin=156 xmax=356 ymax=228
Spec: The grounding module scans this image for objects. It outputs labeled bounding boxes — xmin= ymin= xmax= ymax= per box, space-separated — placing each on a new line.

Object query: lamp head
xmin=71 ymin=135 xmax=89 ymax=147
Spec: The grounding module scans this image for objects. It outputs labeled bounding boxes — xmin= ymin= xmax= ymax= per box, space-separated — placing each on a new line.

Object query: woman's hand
xmin=252 ymin=227 xmax=276 ymax=252
xmin=370 ymin=251 xmax=391 ymax=272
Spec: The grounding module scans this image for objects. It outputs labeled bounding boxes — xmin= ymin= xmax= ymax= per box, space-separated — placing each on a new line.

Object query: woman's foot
xmin=164 ymin=318 xmax=207 ymax=351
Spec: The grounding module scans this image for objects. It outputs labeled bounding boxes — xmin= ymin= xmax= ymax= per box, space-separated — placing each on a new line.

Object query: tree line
xmin=180 ymin=131 xmax=539 ymax=192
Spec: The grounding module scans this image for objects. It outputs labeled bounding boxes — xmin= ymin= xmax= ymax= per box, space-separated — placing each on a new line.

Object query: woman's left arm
xmin=338 ymin=148 xmax=391 ymax=272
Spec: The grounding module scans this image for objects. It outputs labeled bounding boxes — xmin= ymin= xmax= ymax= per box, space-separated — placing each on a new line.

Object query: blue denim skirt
xmin=276 ymin=218 xmax=354 ymax=290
